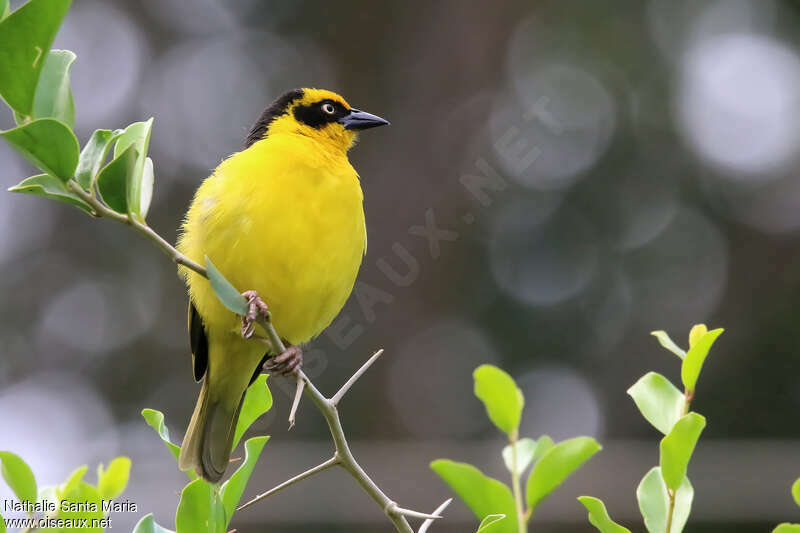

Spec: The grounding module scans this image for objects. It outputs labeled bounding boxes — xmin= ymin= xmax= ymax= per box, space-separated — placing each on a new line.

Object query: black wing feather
xmin=189 ymin=303 xmax=208 ymax=382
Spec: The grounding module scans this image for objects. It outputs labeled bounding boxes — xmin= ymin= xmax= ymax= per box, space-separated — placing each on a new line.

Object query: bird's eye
xmin=321 ymin=103 xmax=336 ymax=115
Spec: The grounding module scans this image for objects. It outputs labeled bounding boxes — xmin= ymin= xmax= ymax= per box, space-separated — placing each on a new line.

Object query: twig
xmin=237 ymin=456 xmax=339 ymax=511
xmin=509 ymin=430 xmax=526 ymax=533
xmin=386 ymin=502 xmax=443 ymax=520
xmin=665 ymin=488 xmax=676 ymax=533
xmin=418 ymin=499 xmax=453 ymax=533
xmin=67 ymin=182 xmax=207 ymax=276
xmin=287 ymin=375 xmax=304 ymax=429
xmin=332 ymin=348 xmax=384 ymax=406
xmin=68 ymin=177 xmax=434 ymax=533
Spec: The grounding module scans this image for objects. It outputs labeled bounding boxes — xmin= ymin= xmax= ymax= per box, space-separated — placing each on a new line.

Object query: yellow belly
xmin=178 ymin=133 xmax=366 ymax=346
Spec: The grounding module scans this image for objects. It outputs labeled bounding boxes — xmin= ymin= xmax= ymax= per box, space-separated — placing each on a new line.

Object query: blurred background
xmin=2 ymin=0 xmax=800 ymax=531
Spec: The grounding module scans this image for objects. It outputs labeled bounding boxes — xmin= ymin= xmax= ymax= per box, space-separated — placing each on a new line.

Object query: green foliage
xmin=649 ymin=331 xmax=686 ymax=359
xmin=0 ymin=0 xmax=70 ymax=116
xmin=56 ymin=481 xmax=104 ymax=532
xmin=476 ymin=514 xmax=506 ymax=532
xmin=771 ymin=477 xmax=800 ymax=532
xmin=97 ymin=457 xmax=132 ymax=500
xmin=8 ymin=174 xmax=92 ymax=212
xmin=793 ymin=478 xmax=800 ymax=507
xmin=96 ymin=144 xmax=137 ymax=213
xmin=175 ymin=479 xmax=225 ymax=533
xmin=578 ymin=496 xmax=631 ymax=533
xmin=232 ymin=374 xmax=273 ymax=449
xmin=142 ymin=374 xmax=273 ymax=532
xmin=681 ymin=327 xmax=723 ymax=391
xmin=75 ymin=129 xmax=119 ymax=189
xmin=774 ymin=525 xmax=800 ymax=533
xmin=473 ymin=364 xmax=523 ymax=437
xmin=430 ymin=460 xmax=516 ymax=533
xmin=32 ymin=49 xmax=75 ymax=127
xmin=205 ymin=256 xmax=250 ymax=315
xmin=141 ymin=409 xmax=183 ymax=463
xmin=659 ymin=413 xmax=705 ymax=491
xmin=636 ymin=468 xmax=693 ymax=533
xmin=433 ymin=365 xmax=598 ymax=532
xmin=2 ymin=118 xmax=79 ymax=181
xmin=0 ymin=512 xmax=5 ymax=533
xmin=0 ymin=451 xmax=37 ymax=506
xmin=112 ymin=119 xmax=154 ymax=219
xmin=132 ymin=514 xmax=175 ymax=533
xmin=627 ymin=372 xmax=684 ymax=435
xmin=582 ymin=324 xmax=718 ymax=533
xmin=501 ymin=438 xmax=537 ymax=474
xmin=0 ymin=451 xmax=129 ymax=533
xmin=525 ymin=437 xmax=601 ymax=512
xmin=220 ymin=436 xmax=269 ymax=524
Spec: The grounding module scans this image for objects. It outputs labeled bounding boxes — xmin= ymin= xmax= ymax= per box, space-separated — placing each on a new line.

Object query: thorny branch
xmin=66 ymin=181 xmax=449 ymax=533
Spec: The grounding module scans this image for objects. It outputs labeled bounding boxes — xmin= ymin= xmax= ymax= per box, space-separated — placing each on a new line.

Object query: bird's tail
xmin=178 ymin=360 xmax=250 ymax=483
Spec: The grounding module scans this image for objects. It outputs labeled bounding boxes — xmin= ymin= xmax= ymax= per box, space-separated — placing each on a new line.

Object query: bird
xmin=176 ymin=88 xmax=389 ymax=482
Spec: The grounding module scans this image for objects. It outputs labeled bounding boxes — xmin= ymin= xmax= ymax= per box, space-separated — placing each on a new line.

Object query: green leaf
xmin=75 ymin=129 xmax=117 ymax=189
xmin=792 ymin=478 xmax=800 ymax=507
xmin=132 ymin=514 xmax=175 ymax=533
xmin=0 ymin=452 xmax=36 ymax=506
xmin=205 ymin=256 xmax=249 ymax=315
xmin=430 ymin=459 xmax=516 ymax=533
xmin=525 ymin=437 xmax=601 ymax=512
xmin=232 ymin=375 xmax=272 ymax=450
xmin=141 ymin=408 xmax=197 ymax=480
xmin=0 ymin=0 xmax=9 ymax=20
xmin=473 ymin=365 xmax=524 ymax=437
xmin=57 ymin=464 xmax=87 ymax=500
xmin=142 ymin=409 xmax=180 ymax=460
xmin=650 ymin=331 xmax=686 ymax=359
xmin=688 ymin=324 xmax=707 ymax=348
xmin=578 ymin=496 xmax=632 ymax=533
xmin=627 ymin=372 xmax=685 ymax=435
xmin=96 ymin=144 xmax=137 ymax=213
xmin=220 ymin=436 xmax=269 ymax=523
xmin=502 ymin=438 xmax=537 ymax=475
xmin=476 ymin=514 xmax=506 ymax=532
xmin=8 ymin=173 xmax=92 ymax=213
xmin=175 ymin=478 xmax=225 ymax=533
xmin=58 ymin=481 xmax=104 ymax=533
xmin=113 ymin=118 xmax=153 ymax=219
xmin=660 ymin=413 xmax=705 ymax=491
xmin=0 ymin=512 xmax=5 ymax=533
xmin=636 ymin=468 xmax=693 ymax=533
xmin=139 ymin=156 xmax=154 ymax=218
xmin=96 ymin=456 xmax=131 ymax=500
xmin=0 ymin=0 xmax=71 ymax=115
xmin=775 ymin=525 xmax=800 ymax=533
xmin=531 ymin=435 xmax=554 ymax=463
xmin=681 ymin=328 xmax=723 ymax=391
xmin=32 ymin=50 xmax=75 ymax=128
xmin=2 ymin=118 xmax=79 ymax=181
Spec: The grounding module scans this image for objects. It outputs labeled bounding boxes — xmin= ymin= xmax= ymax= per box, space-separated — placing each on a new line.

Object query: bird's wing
xmin=188 ymin=302 xmax=209 ymax=382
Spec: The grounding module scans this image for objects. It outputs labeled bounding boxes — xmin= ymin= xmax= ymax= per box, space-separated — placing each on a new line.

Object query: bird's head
xmin=245 ymin=88 xmax=389 ymax=152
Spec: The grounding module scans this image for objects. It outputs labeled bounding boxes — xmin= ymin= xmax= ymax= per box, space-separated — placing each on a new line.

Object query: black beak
xmin=338 ymin=108 xmax=390 ymax=130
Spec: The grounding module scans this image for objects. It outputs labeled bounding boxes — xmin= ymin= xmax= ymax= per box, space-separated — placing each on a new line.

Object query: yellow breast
xmin=178 ymin=133 xmax=366 ymax=345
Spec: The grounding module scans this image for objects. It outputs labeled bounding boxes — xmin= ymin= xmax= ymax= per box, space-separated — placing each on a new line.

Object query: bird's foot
xmin=265 ymin=345 xmax=303 ymax=376
xmin=241 ymin=290 xmax=269 ymax=339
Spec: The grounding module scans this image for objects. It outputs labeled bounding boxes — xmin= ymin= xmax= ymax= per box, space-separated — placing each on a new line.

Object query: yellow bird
xmin=176 ymin=88 xmax=388 ymax=482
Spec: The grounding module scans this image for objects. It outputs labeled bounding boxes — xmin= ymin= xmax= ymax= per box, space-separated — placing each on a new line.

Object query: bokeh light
xmin=676 ymin=33 xmax=800 ymax=177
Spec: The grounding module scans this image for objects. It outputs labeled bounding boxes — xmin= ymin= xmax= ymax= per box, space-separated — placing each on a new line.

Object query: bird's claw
xmin=241 ymin=290 xmax=269 ymax=339
xmin=265 ymin=345 xmax=303 ymax=376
